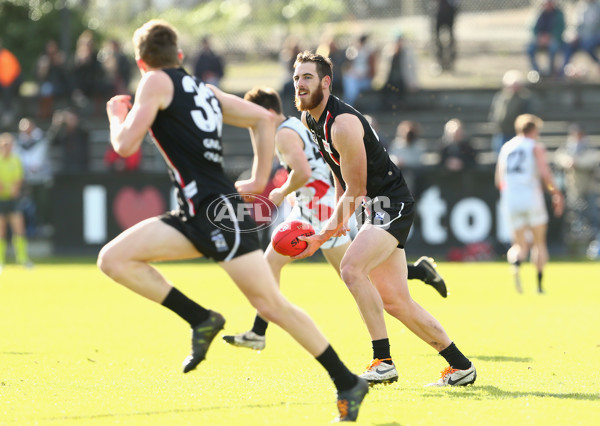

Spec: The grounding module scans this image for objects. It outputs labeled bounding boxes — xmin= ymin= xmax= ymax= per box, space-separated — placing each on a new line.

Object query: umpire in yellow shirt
xmin=0 ymin=132 xmax=32 ymax=270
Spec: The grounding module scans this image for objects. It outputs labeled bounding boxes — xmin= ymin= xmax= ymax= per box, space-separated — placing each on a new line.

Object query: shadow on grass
xmin=425 ymin=354 xmax=534 ymax=363
xmin=472 ymin=355 xmax=534 ymax=363
xmin=39 ymin=401 xmax=330 ymax=422
xmin=37 ymin=386 xmax=599 ymax=422
xmin=422 ymin=385 xmax=600 ymax=401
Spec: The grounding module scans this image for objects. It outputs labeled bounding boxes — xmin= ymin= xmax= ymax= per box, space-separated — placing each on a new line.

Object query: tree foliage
xmin=0 ymin=1 xmax=90 ymax=80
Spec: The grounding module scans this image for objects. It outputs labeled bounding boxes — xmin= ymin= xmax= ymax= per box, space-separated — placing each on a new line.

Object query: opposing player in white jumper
xmin=496 ymin=113 xmax=564 ymax=293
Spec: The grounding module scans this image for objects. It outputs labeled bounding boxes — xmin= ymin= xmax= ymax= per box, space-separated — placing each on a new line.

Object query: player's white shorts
xmin=505 ymin=205 xmax=548 ymax=233
xmin=285 ymin=203 xmax=351 ymax=249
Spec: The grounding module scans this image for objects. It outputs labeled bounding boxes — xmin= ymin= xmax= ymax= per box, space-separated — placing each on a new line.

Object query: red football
xmin=271 ymin=220 xmax=315 ymax=256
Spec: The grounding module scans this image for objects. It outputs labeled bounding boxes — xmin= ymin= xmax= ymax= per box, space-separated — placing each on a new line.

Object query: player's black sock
xmin=408 ymin=264 xmax=426 ymax=281
xmin=537 ymin=271 xmax=543 ymax=292
xmin=316 ymin=345 xmax=358 ymax=392
xmin=439 ymin=342 xmax=471 ymax=370
xmin=372 ymin=338 xmax=393 ymax=363
xmin=162 ymin=287 xmax=210 ymax=327
xmin=251 ymin=314 xmax=269 ymax=336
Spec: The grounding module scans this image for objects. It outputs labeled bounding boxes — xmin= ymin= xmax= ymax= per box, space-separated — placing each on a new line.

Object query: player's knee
xmin=97 ymin=244 xmax=125 ymax=279
xmin=96 ymin=246 xmax=113 ymax=276
xmin=340 ymin=261 xmax=366 ymax=291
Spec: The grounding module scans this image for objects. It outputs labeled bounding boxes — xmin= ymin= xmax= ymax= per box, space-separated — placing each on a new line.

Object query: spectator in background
xmin=99 ymin=39 xmax=133 ymax=96
xmin=193 ymin=35 xmax=225 ymax=87
xmin=279 ymin=35 xmax=303 ymax=113
xmin=432 ymin=0 xmax=460 ymax=72
xmin=0 ymin=133 xmax=33 ymax=271
xmin=526 ymin=0 xmax=565 ymax=78
xmin=387 ymin=120 xmax=426 ymax=191
xmin=554 ymin=123 xmax=600 ymax=242
xmin=561 ymin=0 xmax=600 ymax=77
xmin=35 ymin=40 xmax=70 ymax=119
xmin=46 ymin=108 xmax=89 ymax=173
xmin=438 ymin=118 xmax=477 ymax=172
xmin=0 ymin=39 xmax=22 ymax=128
xmin=388 ymin=120 xmax=426 ymax=169
xmin=14 ymin=118 xmax=53 ymax=237
xmin=380 ymin=32 xmax=419 ymax=110
xmin=71 ymin=30 xmax=106 ymax=115
xmin=489 ymin=69 xmax=534 ymax=153
xmin=343 ymin=33 xmax=377 ymax=106
xmin=316 ymin=35 xmax=347 ymax=99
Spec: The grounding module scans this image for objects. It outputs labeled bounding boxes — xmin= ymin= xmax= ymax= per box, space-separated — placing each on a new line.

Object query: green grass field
xmin=1 ymin=260 xmax=598 ymax=425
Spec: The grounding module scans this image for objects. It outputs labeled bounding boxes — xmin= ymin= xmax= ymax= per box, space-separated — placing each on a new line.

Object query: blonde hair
xmin=514 ymin=114 xmax=543 ymax=135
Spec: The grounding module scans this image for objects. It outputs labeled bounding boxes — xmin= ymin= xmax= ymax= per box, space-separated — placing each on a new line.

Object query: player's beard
xmin=295 ymin=84 xmax=324 ymax=112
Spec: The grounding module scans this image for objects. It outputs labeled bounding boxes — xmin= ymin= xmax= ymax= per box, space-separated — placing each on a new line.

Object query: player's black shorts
xmin=0 ymin=199 xmax=19 ymax=215
xmin=357 ymin=198 xmax=415 ymax=248
xmin=160 ymin=193 xmax=261 ymax=262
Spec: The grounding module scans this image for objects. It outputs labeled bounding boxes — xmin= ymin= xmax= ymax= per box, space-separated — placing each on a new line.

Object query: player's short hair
xmin=244 ymin=87 xmax=283 ymax=114
xmin=515 ymin=114 xmax=543 ymax=135
xmin=133 ymin=19 xmax=180 ymax=68
xmin=294 ymin=51 xmax=333 ymax=83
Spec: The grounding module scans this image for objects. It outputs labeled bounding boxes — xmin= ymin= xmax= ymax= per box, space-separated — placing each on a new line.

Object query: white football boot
xmin=426 ymin=363 xmax=477 ymax=386
xmin=222 ymin=330 xmax=266 ymax=351
xmin=359 ymin=358 xmax=398 ymax=386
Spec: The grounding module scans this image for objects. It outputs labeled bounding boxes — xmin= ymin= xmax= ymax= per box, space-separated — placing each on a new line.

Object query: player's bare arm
xmin=269 ymin=127 xmax=311 ymax=206
xmin=534 ymin=143 xmax=564 ymax=216
xmin=494 ymin=157 xmax=504 ymax=190
xmin=107 ymin=70 xmax=172 ymax=157
xmin=293 ymin=114 xmax=366 ymax=259
xmin=210 ymin=84 xmax=276 ymax=194
xmin=326 ymin=113 xmax=367 ymax=232
xmin=331 ymin=173 xmax=350 ymax=237
xmin=11 ymin=177 xmax=22 ymax=198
